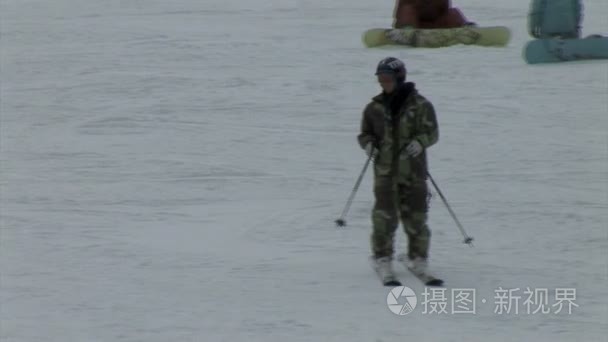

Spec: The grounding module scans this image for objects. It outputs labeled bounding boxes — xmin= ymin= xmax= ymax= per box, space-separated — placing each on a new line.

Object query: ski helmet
xmin=375 ymin=57 xmax=406 ymax=83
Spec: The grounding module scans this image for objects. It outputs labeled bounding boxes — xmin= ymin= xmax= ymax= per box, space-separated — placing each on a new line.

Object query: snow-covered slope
xmin=1 ymin=0 xmax=606 ymax=341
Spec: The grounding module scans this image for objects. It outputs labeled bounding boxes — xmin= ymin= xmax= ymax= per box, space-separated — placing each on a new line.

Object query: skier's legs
xmin=398 ymin=179 xmax=431 ymax=260
xmin=371 ymin=176 xmax=399 ymax=259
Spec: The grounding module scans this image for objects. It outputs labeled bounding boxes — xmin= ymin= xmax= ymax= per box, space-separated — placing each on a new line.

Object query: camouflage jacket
xmin=357 ymin=82 xmax=439 ymax=182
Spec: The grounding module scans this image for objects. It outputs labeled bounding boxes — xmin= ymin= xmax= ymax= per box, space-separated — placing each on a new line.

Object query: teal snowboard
xmin=523 ymin=36 xmax=608 ymax=64
xmin=362 ymin=26 xmax=511 ymax=48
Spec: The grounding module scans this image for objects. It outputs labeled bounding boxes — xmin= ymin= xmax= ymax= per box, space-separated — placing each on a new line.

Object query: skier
xmin=528 ymin=0 xmax=583 ymax=39
xmin=358 ymin=57 xmax=439 ymax=285
xmin=393 ymin=0 xmax=473 ymax=29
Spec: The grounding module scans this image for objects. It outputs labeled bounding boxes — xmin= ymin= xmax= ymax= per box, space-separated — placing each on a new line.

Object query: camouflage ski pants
xmin=371 ymin=175 xmax=431 ymax=260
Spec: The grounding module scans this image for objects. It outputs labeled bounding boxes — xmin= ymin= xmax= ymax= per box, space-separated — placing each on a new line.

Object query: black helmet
xmin=375 ymin=57 xmax=406 ymax=83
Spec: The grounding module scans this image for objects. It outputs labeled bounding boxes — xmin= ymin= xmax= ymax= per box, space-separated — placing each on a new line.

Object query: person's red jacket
xmin=393 ymin=0 xmax=469 ymax=29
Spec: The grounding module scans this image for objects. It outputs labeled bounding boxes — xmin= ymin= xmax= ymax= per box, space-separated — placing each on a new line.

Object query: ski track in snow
xmin=1 ymin=0 xmax=607 ymax=341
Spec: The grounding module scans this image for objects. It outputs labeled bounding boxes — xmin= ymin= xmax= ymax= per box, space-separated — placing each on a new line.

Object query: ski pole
xmin=400 ymin=143 xmax=475 ymax=246
xmin=335 ymin=153 xmax=373 ymax=227
xmin=426 ymin=170 xmax=474 ymax=247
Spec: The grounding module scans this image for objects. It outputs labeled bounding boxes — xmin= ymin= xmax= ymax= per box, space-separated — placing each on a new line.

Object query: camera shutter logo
xmin=387 ymin=286 xmax=418 ymax=315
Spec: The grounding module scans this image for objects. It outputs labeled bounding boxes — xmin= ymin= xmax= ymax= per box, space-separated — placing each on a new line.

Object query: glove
xmin=405 ymin=140 xmax=423 ymax=157
xmin=364 ymin=142 xmax=378 ymax=158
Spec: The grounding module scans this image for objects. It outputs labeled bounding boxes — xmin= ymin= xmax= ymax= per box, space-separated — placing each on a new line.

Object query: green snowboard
xmin=523 ymin=36 xmax=608 ymax=64
xmin=363 ymin=26 xmax=511 ymax=48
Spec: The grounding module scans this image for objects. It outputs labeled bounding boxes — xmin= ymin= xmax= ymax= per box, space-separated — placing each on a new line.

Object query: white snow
xmin=1 ymin=0 xmax=607 ymax=341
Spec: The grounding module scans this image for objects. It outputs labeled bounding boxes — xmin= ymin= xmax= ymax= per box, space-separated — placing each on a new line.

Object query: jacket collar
xmin=372 ymin=82 xmax=416 ymax=103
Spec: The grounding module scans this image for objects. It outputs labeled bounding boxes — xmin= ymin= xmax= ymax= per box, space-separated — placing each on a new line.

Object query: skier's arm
xmin=357 ymin=104 xmax=376 ymax=149
xmin=413 ymin=101 xmax=439 ymax=148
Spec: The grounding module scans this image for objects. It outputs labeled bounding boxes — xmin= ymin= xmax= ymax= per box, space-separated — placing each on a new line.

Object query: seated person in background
xmin=393 ymin=0 xmax=474 ymax=29
xmin=528 ymin=0 xmax=582 ymax=39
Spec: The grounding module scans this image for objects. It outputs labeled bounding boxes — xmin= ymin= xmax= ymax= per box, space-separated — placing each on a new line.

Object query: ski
xmin=370 ymin=256 xmax=402 ymax=287
xmin=382 ymin=278 xmax=402 ymax=287
xmin=396 ymin=254 xmax=444 ymax=287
